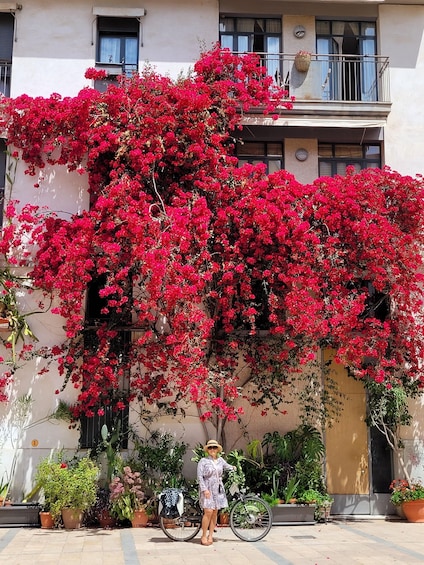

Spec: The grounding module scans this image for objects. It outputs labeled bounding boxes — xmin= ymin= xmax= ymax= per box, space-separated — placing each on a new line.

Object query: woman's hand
xmin=204 ymin=490 xmax=211 ymax=499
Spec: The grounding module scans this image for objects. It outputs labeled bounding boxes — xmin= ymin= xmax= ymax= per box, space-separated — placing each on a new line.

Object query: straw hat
xmin=204 ymin=439 xmax=223 ymax=453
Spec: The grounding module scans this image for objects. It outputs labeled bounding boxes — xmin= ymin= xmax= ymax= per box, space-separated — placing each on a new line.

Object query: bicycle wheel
xmin=159 ymin=498 xmax=202 ymax=542
xmin=229 ymin=495 xmax=272 ymax=542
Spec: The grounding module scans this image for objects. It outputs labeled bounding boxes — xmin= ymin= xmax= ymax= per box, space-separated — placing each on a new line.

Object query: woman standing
xmin=197 ymin=439 xmax=235 ymax=546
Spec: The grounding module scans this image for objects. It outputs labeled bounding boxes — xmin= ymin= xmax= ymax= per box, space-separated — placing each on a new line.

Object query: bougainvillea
xmin=1 ymin=45 xmax=424 ymax=422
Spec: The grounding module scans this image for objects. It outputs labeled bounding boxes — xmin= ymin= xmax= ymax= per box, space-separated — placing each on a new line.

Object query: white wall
xmin=11 ymin=0 xmax=218 ymax=97
xmin=380 ymin=5 xmax=424 ymax=177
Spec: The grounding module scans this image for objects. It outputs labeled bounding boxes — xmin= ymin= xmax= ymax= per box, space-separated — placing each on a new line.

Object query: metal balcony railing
xmin=0 ymin=61 xmax=11 ymax=97
xmin=236 ymin=52 xmax=390 ymax=104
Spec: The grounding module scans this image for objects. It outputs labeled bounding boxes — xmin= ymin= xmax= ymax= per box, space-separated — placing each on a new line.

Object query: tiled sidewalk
xmin=2 ymin=519 xmax=424 ymax=565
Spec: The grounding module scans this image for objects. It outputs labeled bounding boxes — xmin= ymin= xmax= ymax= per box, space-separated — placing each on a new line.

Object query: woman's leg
xmin=207 ymin=509 xmax=218 ymax=542
xmin=201 ymin=508 xmax=213 ymax=545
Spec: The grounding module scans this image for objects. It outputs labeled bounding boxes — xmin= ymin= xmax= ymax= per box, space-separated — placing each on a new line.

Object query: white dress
xmin=197 ymin=456 xmax=233 ymax=510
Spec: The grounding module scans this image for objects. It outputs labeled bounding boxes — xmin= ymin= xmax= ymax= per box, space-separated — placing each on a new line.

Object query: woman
xmin=197 ymin=439 xmax=235 ymax=546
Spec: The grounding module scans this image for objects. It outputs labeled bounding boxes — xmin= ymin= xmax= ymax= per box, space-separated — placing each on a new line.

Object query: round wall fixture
xmin=295 ymin=148 xmax=309 ymax=162
xmin=293 ymin=25 xmax=306 ymax=39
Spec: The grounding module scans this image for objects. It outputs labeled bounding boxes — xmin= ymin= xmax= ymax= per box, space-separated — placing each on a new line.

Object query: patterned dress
xmin=197 ymin=456 xmax=233 ymax=510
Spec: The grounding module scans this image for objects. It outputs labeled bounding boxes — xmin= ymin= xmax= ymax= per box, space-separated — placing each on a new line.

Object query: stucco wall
xmin=379 ymin=5 xmax=424 ymax=176
xmin=10 ymin=0 xmax=219 ymax=97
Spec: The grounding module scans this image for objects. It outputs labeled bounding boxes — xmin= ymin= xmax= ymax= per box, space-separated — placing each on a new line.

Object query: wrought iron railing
xmin=0 ymin=61 xmax=11 ymax=97
xmin=236 ymin=52 xmax=390 ymax=104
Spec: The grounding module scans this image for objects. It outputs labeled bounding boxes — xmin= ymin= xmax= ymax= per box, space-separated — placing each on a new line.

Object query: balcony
xmin=0 ymin=61 xmax=11 ymax=97
xmin=241 ymin=53 xmax=391 ymax=128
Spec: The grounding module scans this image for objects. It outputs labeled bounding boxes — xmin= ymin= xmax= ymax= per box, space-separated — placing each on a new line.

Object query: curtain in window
xmin=100 ymin=37 xmax=121 ymax=64
xmin=361 ymin=38 xmax=377 ymax=101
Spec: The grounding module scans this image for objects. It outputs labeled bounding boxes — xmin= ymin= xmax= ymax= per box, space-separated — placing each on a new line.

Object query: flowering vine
xmin=0 ymin=46 xmax=424 ymax=423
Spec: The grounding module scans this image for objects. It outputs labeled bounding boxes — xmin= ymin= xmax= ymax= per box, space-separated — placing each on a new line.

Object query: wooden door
xmin=324 ymin=350 xmax=370 ymax=514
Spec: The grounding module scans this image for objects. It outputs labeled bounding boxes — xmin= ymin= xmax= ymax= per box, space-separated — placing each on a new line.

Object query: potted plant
xmin=109 ymin=465 xmax=150 ymax=527
xmin=294 ymin=50 xmax=312 ymax=72
xmin=36 ymin=453 xmax=99 ymax=528
xmin=297 ymin=489 xmax=333 ymax=522
xmin=390 ymin=479 xmax=424 ymax=522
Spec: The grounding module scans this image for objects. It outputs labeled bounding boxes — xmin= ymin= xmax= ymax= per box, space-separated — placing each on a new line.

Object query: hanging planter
xmin=294 ymin=51 xmax=312 ymax=72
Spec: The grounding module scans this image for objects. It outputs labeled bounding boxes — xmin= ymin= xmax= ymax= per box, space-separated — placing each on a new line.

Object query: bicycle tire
xmin=229 ymin=495 xmax=272 ymax=542
xmin=159 ymin=498 xmax=202 ymax=542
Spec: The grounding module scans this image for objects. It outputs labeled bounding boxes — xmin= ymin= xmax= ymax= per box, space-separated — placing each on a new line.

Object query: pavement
xmin=1 ymin=517 xmax=424 ymax=565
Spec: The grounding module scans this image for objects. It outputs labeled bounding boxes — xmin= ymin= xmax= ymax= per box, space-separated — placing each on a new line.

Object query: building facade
xmin=1 ymin=0 xmax=424 ymax=515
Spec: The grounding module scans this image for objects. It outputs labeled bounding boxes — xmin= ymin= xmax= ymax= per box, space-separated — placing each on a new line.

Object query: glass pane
xmin=362 ymin=22 xmax=376 ymax=37
xmin=336 ymin=162 xmax=348 ymax=175
xmin=254 ymin=19 xmax=265 ymax=33
xmin=125 ymin=38 xmax=138 ymax=64
xmin=319 ymin=162 xmax=332 ymax=176
xmin=100 ymin=37 xmax=121 ymax=63
xmin=220 ymin=35 xmax=234 ymax=50
xmin=269 ymin=160 xmax=282 ymax=174
xmin=267 ymin=36 xmax=280 ymax=54
xmin=238 ymin=142 xmax=265 ymax=156
xmin=219 ymin=18 xmax=234 ymax=33
xmin=237 ymin=35 xmax=249 ymax=52
xmin=238 ymin=18 xmax=255 ymax=33
xmin=318 ymin=144 xmax=333 ymax=157
xmin=316 ymin=21 xmax=330 ymax=35
xmin=334 ymin=145 xmax=362 ymax=158
xmin=266 ymin=19 xmax=281 ymax=33
xmin=365 ymin=145 xmax=380 ymax=157
xmin=268 ymin=143 xmax=283 ymax=156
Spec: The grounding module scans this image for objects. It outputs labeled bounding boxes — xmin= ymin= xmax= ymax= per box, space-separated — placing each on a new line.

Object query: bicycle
xmin=159 ymin=486 xmax=272 ymax=542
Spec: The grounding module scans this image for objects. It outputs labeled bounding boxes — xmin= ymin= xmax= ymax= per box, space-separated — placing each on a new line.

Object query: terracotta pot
xmin=98 ymin=509 xmax=117 ymax=529
xmin=161 ymin=517 xmax=177 ymax=529
xmin=61 ymin=507 xmax=83 ymax=529
xmin=40 ymin=511 xmax=55 ymax=529
xmin=401 ymin=500 xmax=424 ymax=522
xmin=131 ymin=509 xmax=148 ymax=528
xmin=218 ymin=511 xmax=230 ymax=526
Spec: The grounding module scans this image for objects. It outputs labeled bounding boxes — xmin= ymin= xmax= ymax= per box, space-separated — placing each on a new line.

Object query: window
xmin=0 ymin=13 xmax=13 ymax=97
xmin=97 ymin=17 xmax=139 ymax=73
xmin=0 ymin=139 xmax=6 ymax=227
xmin=219 ymin=16 xmax=281 ymax=81
xmin=81 ymin=275 xmax=133 ymax=448
xmin=237 ymin=141 xmax=284 ymax=174
xmin=79 ymin=330 xmax=131 ymax=449
xmin=316 ymin=20 xmax=377 ymax=102
xmin=318 ymin=143 xmax=380 ymax=177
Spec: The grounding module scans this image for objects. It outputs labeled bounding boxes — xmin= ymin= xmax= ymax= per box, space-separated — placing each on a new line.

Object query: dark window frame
xmin=318 ymin=142 xmax=381 ymax=177
xmin=236 ymin=140 xmax=284 ymax=174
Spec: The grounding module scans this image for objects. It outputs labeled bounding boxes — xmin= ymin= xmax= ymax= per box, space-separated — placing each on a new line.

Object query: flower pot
xmin=401 ymin=500 xmax=424 ymax=522
xmin=294 ymin=53 xmax=311 ymax=72
xmin=218 ymin=511 xmax=230 ymax=526
xmin=98 ymin=509 xmax=117 ymax=529
xmin=62 ymin=507 xmax=83 ymax=529
xmin=271 ymin=504 xmax=316 ymax=525
xmin=40 ymin=511 xmax=55 ymax=529
xmin=131 ymin=509 xmax=148 ymax=528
